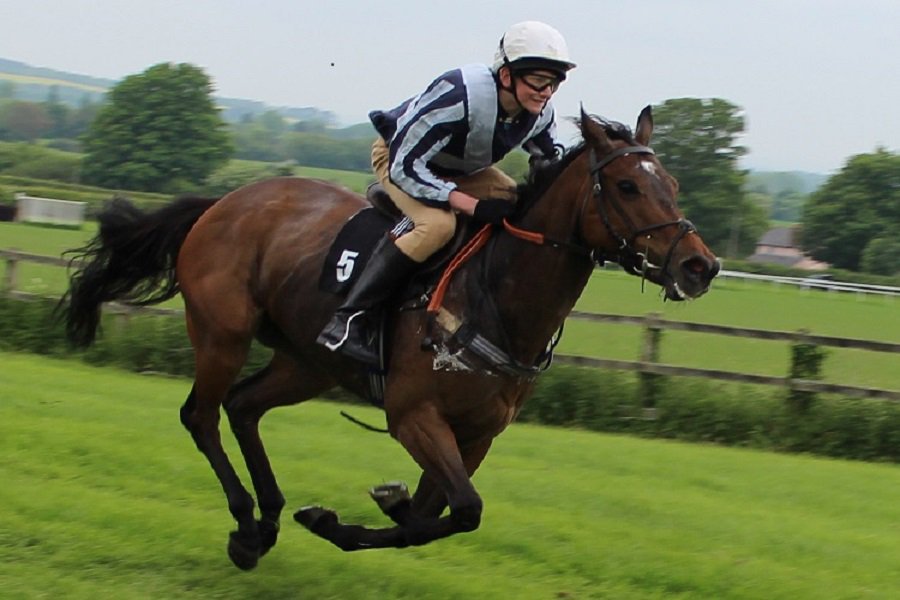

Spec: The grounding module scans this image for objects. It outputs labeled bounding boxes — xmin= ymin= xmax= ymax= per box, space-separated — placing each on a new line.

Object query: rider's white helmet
xmin=492 ymin=21 xmax=576 ymax=78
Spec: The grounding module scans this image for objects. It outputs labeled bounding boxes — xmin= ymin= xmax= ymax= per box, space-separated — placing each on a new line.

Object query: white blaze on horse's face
xmin=640 ymin=160 xmax=659 ymax=177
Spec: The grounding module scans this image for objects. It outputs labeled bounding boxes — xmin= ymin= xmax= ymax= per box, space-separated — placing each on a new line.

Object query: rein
xmin=424 ymin=141 xmax=696 ymax=377
xmin=501 ymin=220 xmax=593 ymax=257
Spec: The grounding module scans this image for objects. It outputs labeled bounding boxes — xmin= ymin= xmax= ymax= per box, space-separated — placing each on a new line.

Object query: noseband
xmin=587 ymin=145 xmax=696 ymax=281
xmin=501 ymin=143 xmax=696 ymax=282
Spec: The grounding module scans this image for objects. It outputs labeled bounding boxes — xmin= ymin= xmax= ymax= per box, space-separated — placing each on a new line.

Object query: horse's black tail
xmin=58 ymin=196 xmax=218 ymax=347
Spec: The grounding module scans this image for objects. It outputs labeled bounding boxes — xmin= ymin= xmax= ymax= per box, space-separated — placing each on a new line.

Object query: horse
xmin=59 ymin=106 xmax=719 ymax=569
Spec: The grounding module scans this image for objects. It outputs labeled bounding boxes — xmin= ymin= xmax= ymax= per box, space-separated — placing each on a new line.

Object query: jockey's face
xmin=500 ymin=67 xmax=561 ymax=116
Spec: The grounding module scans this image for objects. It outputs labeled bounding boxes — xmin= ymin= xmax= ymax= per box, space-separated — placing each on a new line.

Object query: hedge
xmin=3 ymin=294 xmax=899 ymax=463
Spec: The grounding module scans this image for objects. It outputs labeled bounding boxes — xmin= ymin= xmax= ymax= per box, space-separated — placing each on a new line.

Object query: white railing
xmin=717 ymin=270 xmax=900 ymax=297
xmin=15 ymin=193 xmax=86 ymax=226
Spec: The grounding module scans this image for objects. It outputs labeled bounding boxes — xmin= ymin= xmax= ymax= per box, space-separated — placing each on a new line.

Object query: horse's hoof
xmin=227 ymin=530 xmax=260 ymax=571
xmin=294 ymin=505 xmax=338 ymax=533
xmin=370 ymin=481 xmax=411 ymax=513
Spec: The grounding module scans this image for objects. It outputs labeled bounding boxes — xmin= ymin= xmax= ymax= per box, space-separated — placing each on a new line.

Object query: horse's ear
xmin=635 ymin=105 xmax=654 ymax=146
xmin=580 ymin=105 xmax=613 ymax=154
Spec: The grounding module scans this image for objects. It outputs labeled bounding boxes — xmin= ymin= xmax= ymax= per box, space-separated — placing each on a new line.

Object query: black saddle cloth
xmin=319 ymin=208 xmax=397 ymax=295
xmin=319 ymin=204 xmax=478 ymax=298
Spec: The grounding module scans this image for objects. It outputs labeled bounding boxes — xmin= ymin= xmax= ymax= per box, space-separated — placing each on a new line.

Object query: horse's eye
xmin=617 ymin=180 xmax=639 ymax=195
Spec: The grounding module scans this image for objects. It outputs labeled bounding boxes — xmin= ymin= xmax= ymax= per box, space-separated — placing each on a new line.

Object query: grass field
xmin=2 ymin=352 xmax=900 ymax=599
xmin=3 ymin=220 xmax=897 ymax=391
xmin=289 ymin=164 xmax=374 ymax=193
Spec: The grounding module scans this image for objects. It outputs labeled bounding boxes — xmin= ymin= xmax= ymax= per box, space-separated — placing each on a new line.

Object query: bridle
xmin=586 ymin=145 xmax=697 ymax=284
xmin=503 ymin=143 xmax=697 ymax=287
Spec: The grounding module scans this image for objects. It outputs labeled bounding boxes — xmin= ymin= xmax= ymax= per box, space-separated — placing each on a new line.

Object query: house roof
xmin=757 ymin=227 xmax=798 ymax=248
xmin=747 ymin=252 xmax=803 ymax=267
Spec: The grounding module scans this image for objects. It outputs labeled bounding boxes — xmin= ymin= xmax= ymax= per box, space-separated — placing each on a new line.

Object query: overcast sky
xmin=2 ymin=0 xmax=899 ymax=173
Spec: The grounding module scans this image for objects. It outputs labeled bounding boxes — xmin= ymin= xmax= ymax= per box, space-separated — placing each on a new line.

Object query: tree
xmin=0 ymin=101 xmax=52 ymax=141
xmin=860 ymin=237 xmax=900 ymax=276
xmin=82 ymin=62 xmax=232 ymax=192
xmin=650 ymin=98 xmax=765 ymax=257
xmin=280 ymin=132 xmax=371 ymax=171
xmin=229 ymin=113 xmax=285 ymax=162
xmin=65 ymin=95 xmax=101 ymax=139
xmin=43 ymin=86 xmax=70 ymax=138
xmin=801 ymin=149 xmax=900 ymax=271
xmin=770 ymin=191 xmax=807 ymax=222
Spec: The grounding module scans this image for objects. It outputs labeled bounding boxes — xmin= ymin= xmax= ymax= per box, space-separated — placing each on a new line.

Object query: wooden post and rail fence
xmin=3 ymin=248 xmax=899 ymax=403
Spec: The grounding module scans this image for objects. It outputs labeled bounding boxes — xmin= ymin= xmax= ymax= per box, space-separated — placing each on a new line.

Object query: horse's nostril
xmin=682 ymin=256 xmax=718 ymax=281
xmin=683 ymin=257 xmax=706 ymax=277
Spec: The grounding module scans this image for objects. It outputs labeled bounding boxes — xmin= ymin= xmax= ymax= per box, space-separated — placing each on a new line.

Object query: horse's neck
xmin=474 ymin=154 xmax=595 ymax=363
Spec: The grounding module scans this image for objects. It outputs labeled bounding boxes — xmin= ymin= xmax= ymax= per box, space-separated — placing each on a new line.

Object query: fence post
xmin=639 ymin=312 xmax=663 ymax=411
xmin=3 ymin=249 xmax=18 ymax=293
xmin=787 ymin=329 xmax=827 ymax=411
xmin=111 ymin=307 xmax=131 ymax=336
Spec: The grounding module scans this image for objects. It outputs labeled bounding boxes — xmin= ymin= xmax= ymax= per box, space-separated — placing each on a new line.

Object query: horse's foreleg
xmin=370 ymin=473 xmax=441 ymax=526
xmin=375 ymin=437 xmax=492 ymax=526
xmin=296 ymin=407 xmax=485 ymax=549
xmin=224 ymin=352 xmax=331 ymax=558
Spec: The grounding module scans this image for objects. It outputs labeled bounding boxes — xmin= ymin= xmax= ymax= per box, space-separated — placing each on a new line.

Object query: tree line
xmin=1 ymin=62 xmax=897 ymax=275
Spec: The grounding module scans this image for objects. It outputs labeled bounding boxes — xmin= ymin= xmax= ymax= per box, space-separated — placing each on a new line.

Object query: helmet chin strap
xmin=497 ymin=68 xmax=547 ymax=115
xmin=497 ymin=37 xmax=527 ymax=114
xmin=506 ymin=77 xmax=526 ymax=113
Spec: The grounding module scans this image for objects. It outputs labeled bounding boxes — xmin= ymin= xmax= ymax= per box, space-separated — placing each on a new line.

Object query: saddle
xmin=319 ymin=183 xmax=475 ymax=297
xmin=318 ymin=184 xmax=486 ymax=406
xmin=366 ymin=183 xmax=402 ymax=220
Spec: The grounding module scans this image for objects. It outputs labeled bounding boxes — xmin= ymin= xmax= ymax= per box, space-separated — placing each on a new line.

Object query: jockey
xmin=317 ymin=21 xmax=576 ymax=365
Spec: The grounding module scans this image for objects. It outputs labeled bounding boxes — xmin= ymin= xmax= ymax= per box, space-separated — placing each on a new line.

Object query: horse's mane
xmin=516 ymin=115 xmax=637 ymax=214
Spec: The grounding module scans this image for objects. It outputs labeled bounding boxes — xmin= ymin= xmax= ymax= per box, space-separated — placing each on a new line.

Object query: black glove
xmin=473 ymin=199 xmax=514 ymax=225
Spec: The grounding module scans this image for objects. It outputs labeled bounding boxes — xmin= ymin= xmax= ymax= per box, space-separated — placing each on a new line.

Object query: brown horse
xmin=60 ymin=107 xmax=719 ymax=569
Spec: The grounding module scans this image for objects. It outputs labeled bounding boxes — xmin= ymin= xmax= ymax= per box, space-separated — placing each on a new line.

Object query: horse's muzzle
xmin=666 ymin=254 xmax=720 ymax=300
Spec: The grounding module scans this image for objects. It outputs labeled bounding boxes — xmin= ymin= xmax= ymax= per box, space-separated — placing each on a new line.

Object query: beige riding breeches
xmin=371 ymin=138 xmax=517 ymax=262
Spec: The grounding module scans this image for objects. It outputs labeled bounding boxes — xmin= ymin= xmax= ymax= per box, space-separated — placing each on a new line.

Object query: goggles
xmin=517 ymin=72 xmax=562 ymax=93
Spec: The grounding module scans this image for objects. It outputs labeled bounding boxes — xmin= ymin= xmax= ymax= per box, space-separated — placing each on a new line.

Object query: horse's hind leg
xmin=180 ymin=309 xmax=260 ymax=570
xmin=224 ymin=351 xmax=332 ymax=558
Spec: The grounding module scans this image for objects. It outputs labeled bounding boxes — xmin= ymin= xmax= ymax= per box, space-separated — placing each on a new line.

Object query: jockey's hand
xmin=448 ymin=190 xmax=479 ymax=215
xmin=473 ymin=199 xmax=515 ymax=225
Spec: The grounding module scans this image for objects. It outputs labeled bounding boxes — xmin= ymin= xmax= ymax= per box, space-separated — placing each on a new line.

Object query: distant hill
xmin=0 ymin=57 xmax=340 ymax=126
xmin=0 ymin=57 xmax=110 ymax=106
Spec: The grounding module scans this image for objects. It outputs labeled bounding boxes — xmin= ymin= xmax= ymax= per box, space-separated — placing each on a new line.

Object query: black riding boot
xmin=316 ymin=239 xmax=418 ymax=365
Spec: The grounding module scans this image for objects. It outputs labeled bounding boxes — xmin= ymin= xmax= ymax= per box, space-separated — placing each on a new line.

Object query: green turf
xmin=2 ymin=352 xmax=900 ymax=599
xmin=290 ymin=164 xmax=375 ymax=193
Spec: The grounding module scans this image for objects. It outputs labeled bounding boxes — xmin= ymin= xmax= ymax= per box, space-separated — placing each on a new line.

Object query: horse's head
xmin=576 ymin=106 xmax=719 ymax=300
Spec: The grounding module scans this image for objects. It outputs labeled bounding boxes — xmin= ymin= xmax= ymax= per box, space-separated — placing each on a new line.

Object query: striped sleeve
xmin=388 ymin=73 xmax=468 ymax=205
